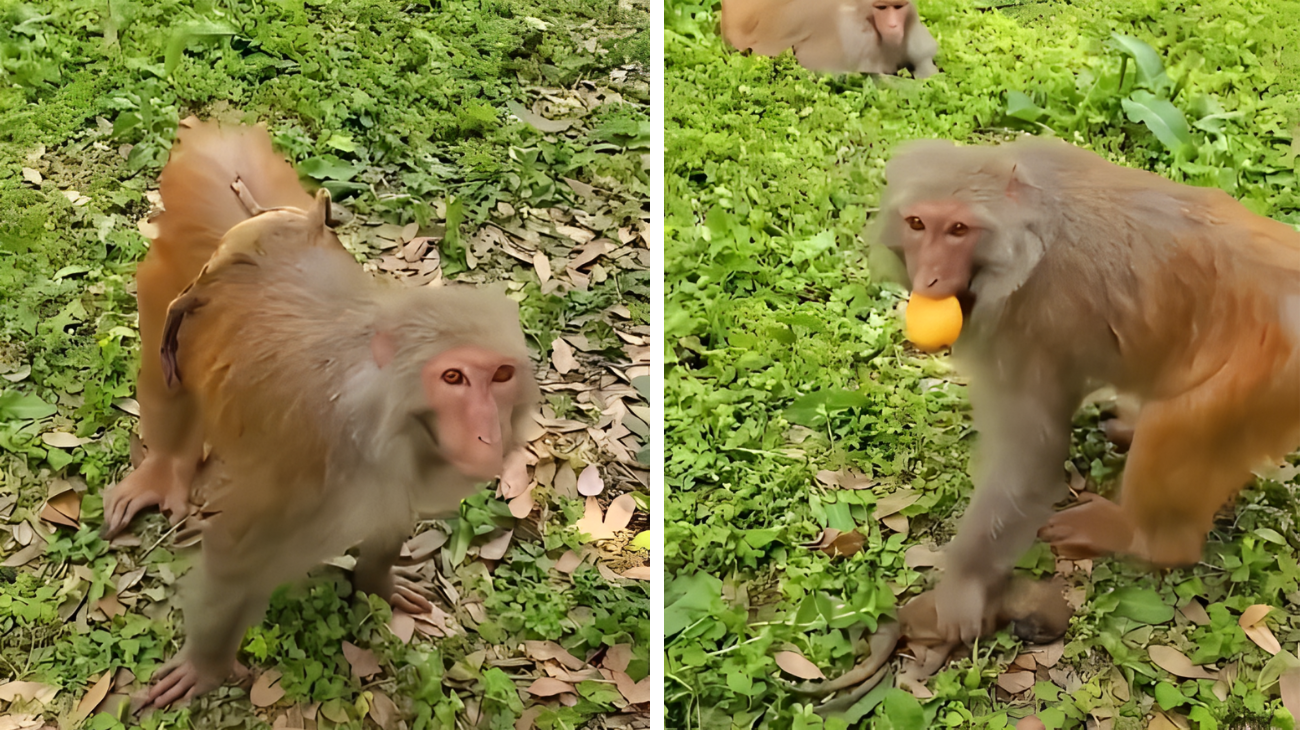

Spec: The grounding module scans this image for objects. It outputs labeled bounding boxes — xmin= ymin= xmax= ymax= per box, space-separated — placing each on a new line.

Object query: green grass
xmin=0 ymin=0 xmax=649 ymax=727
xmin=665 ymin=0 xmax=1300 ymax=728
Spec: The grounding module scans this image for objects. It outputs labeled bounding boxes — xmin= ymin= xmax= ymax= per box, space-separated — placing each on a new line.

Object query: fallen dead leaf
xmin=603 ymin=644 xmax=633 ymax=673
xmin=343 ymin=642 xmax=382 ymax=679
xmin=555 ymin=550 xmax=582 ymax=573
xmin=1148 ymin=711 xmax=1188 ymax=729
xmin=1238 ymin=604 xmax=1281 ymax=655
xmin=403 ymin=528 xmax=448 ymax=562
xmin=1148 ymin=645 xmax=1218 ymax=680
xmin=250 ymin=669 xmax=286 ymax=707
xmin=0 ymin=681 xmax=60 ymax=704
xmin=40 ymin=490 xmax=81 ymax=529
xmin=526 ymin=677 xmax=574 ymax=697
xmin=73 ymin=671 xmax=113 ymax=723
xmin=1177 ymin=600 xmax=1211 ymax=626
xmin=533 ymin=251 xmax=552 ymax=283
xmin=525 ymin=641 xmax=586 ymax=670
xmin=620 ymin=565 xmax=651 ymax=580
xmin=509 ymin=489 xmax=535 ymax=519
xmin=996 ymin=670 xmax=1034 ymax=694
xmin=613 ymin=672 xmax=650 ymax=704
xmin=1280 ymin=667 xmax=1300 ymax=725
xmin=881 ymin=513 xmax=908 ymax=535
xmin=774 ymin=651 xmax=824 ymax=680
xmin=479 ymin=530 xmax=514 ymax=561
xmin=42 ymin=432 xmax=90 ymax=449
xmin=0 ymin=714 xmax=41 ymax=730
xmin=903 ymin=543 xmax=945 ymax=569
xmin=576 ymin=464 xmax=604 ymax=496
xmin=368 ymin=690 xmax=399 ymax=727
xmin=551 ymin=338 xmax=578 ymax=374
xmin=874 ymin=490 xmax=920 ymax=518
xmin=390 ymin=611 xmax=416 ymax=643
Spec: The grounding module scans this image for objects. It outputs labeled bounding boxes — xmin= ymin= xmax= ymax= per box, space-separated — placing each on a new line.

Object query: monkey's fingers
xmin=143 ymin=662 xmax=200 ymax=710
xmin=390 ymin=584 xmax=434 ymax=615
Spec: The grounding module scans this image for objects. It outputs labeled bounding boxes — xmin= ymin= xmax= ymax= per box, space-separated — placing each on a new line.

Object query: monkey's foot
xmin=102 ymin=456 xmax=193 ymax=538
xmin=1038 ymin=492 xmax=1134 ymax=560
xmin=141 ymin=658 xmax=245 ymax=710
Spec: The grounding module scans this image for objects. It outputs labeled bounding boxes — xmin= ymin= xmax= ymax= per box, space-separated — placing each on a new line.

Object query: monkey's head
xmin=372 ymin=288 xmax=537 ymax=481
xmin=875 ymin=138 xmax=1049 ymax=318
xmin=870 ymin=1 xmax=914 ymax=46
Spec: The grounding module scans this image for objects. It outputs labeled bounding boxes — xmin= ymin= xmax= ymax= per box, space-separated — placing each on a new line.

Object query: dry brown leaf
xmin=874 ymin=490 xmax=920 ymax=518
xmin=343 ymin=642 xmax=382 ymax=679
xmin=1177 ymin=600 xmax=1211 ymax=626
xmin=533 ymin=251 xmax=552 ymax=283
xmin=250 ymin=669 xmax=286 ymax=707
xmin=903 ymin=543 xmax=945 ymax=569
xmin=390 ymin=611 xmax=416 ymax=643
xmin=576 ymin=464 xmax=604 ymax=496
xmin=604 ymin=494 xmax=635 ymax=531
xmin=996 ymin=670 xmax=1035 ymax=694
xmin=0 ymin=714 xmax=42 ymax=730
xmin=801 ymin=529 xmax=840 ymax=550
xmin=613 ymin=671 xmax=650 ymax=704
xmin=575 ymin=497 xmax=615 ymax=541
xmin=525 ymin=641 xmax=586 ymax=670
xmin=1148 ymin=645 xmax=1218 ymax=680
xmin=620 ymin=565 xmax=651 ymax=581
xmin=555 ymin=550 xmax=582 ymax=573
xmin=1238 ymin=605 xmax=1281 ymax=655
xmin=0 ymin=681 xmax=59 ymax=704
xmin=817 ymin=530 xmax=865 ymax=558
xmin=774 ymin=651 xmax=824 ymax=680
xmin=881 ymin=513 xmax=908 ymax=535
xmin=368 ymin=690 xmax=399 ymax=728
xmin=526 ymin=677 xmax=574 ymax=697
xmin=73 ymin=671 xmax=113 ymax=723
xmin=42 ymin=432 xmax=90 ymax=448
xmin=1013 ymin=654 xmax=1037 ymax=671
xmin=551 ymin=338 xmax=578 ymax=374
xmin=509 ymin=489 xmax=535 ymax=519
xmin=1280 ymin=667 xmax=1300 ymax=725
xmin=603 ymin=644 xmax=633 ymax=673
xmin=499 ymin=452 xmax=531 ymax=499
xmin=1026 ymin=640 xmax=1065 ymax=668
xmin=516 ymin=705 xmax=545 ymax=730
xmin=403 ymin=529 xmax=448 ymax=562
xmin=1148 ymin=711 xmax=1188 ymax=730
xmin=40 ymin=490 xmax=81 ymax=529
xmin=479 ymin=530 xmax=514 ymax=561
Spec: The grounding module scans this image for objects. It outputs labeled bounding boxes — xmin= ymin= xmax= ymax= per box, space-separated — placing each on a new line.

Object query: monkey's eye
xmin=905 ymin=216 xmax=925 ymax=231
xmin=949 ymin=222 xmax=969 ymax=236
xmin=493 ymin=365 xmax=515 ymax=383
xmin=441 ymin=369 xmax=466 ymax=385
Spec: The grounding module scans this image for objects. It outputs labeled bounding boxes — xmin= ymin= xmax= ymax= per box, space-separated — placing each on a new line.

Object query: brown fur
xmin=720 ymin=0 xmax=938 ymax=77
xmin=876 ymin=137 xmax=1300 ymax=643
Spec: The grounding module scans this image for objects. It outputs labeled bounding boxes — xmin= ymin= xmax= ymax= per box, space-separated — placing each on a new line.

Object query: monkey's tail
xmin=148 ymin=116 xmax=314 ymax=281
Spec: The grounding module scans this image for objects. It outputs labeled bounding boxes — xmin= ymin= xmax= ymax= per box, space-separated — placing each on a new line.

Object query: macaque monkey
xmin=875 ymin=136 xmax=1300 ymax=644
xmin=720 ymin=0 xmax=939 ymax=78
xmin=108 ymin=120 xmax=537 ymax=708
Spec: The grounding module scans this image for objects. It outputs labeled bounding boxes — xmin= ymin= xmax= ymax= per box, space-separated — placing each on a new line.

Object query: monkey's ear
xmin=370 ymin=331 xmax=396 ymax=369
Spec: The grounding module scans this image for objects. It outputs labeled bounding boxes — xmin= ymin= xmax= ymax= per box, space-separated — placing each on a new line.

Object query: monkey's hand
xmin=141 ymin=655 xmax=245 ymax=710
xmin=931 ymin=574 xmax=994 ymax=645
xmin=390 ymin=582 xmax=434 ymax=615
xmin=102 ymin=455 xmax=193 ymax=538
xmin=1038 ymin=492 xmax=1134 ymax=560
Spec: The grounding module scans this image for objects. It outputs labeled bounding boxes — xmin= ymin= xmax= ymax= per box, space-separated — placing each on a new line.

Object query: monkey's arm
xmin=934 ymin=365 xmax=1076 ymax=643
xmin=905 ymin=23 xmax=938 ymax=78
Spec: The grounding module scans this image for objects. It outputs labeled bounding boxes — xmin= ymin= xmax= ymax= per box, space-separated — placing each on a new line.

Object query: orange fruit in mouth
xmin=905 ymin=293 xmax=963 ymax=352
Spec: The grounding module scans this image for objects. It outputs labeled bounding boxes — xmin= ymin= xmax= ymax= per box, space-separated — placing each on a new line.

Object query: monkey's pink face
xmin=422 ymin=346 xmax=527 ymax=481
xmin=871 ymin=1 xmax=911 ymax=45
xmin=897 ymin=200 xmax=979 ymax=299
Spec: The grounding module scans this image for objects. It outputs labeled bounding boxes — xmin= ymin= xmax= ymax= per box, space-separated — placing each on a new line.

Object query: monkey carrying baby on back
xmin=873 ymin=136 xmax=1300 ymax=657
xmin=100 ymin=117 xmax=538 ymax=708
xmin=720 ymin=0 xmax=939 ymax=78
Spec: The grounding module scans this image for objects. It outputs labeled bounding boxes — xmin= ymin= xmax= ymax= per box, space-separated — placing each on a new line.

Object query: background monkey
xmin=721 ymin=0 xmax=938 ymax=78
xmin=876 ymin=136 xmax=1300 ymax=644
xmin=108 ymin=120 xmax=537 ymax=707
